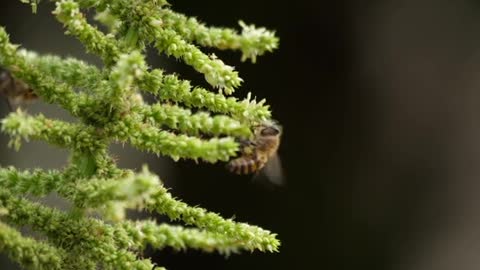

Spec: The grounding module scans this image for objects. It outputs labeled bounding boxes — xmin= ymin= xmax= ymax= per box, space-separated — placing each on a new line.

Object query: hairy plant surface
xmin=0 ymin=0 xmax=280 ymax=269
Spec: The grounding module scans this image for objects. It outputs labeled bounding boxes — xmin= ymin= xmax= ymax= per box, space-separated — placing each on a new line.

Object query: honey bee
xmin=0 ymin=66 xmax=38 ymax=110
xmin=226 ymin=120 xmax=284 ymax=185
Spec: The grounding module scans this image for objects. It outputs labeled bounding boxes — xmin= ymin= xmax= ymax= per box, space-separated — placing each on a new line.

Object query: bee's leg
xmin=237 ymin=138 xmax=256 ymax=148
xmin=236 ymin=139 xmax=257 ymax=156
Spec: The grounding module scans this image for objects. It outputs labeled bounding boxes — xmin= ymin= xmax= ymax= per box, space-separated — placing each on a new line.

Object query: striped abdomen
xmin=226 ymin=156 xmax=266 ymax=175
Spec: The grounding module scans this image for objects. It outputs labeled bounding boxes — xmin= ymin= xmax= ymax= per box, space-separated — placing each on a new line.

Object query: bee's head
xmin=255 ymin=120 xmax=282 ymax=137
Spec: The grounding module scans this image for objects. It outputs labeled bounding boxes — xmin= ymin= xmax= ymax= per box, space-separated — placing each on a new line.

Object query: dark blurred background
xmin=3 ymin=0 xmax=480 ymax=269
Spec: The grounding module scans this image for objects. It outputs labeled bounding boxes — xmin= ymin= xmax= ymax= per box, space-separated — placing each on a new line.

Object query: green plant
xmin=0 ymin=0 xmax=280 ymax=269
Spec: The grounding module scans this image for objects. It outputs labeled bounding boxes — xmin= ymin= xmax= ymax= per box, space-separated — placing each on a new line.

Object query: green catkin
xmin=0 ymin=0 xmax=280 ymax=269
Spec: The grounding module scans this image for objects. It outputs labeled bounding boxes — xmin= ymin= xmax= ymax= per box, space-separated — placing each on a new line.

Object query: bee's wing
xmin=257 ymin=154 xmax=285 ymax=186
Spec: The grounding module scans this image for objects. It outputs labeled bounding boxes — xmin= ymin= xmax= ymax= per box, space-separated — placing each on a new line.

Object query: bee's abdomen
xmin=226 ymin=157 xmax=264 ymax=175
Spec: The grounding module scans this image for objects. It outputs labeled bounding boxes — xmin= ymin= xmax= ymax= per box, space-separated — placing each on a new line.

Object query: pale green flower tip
xmin=54 ymin=0 xmax=79 ymax=19
xmin=237 ymin=20 xmax=279 ymax=63
xmin=1 ymin=111 xmax=38 ymax=138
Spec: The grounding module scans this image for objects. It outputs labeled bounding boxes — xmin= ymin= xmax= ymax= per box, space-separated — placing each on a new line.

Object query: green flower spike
xmin=0 ymin=0 xmax=280 ymax=269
